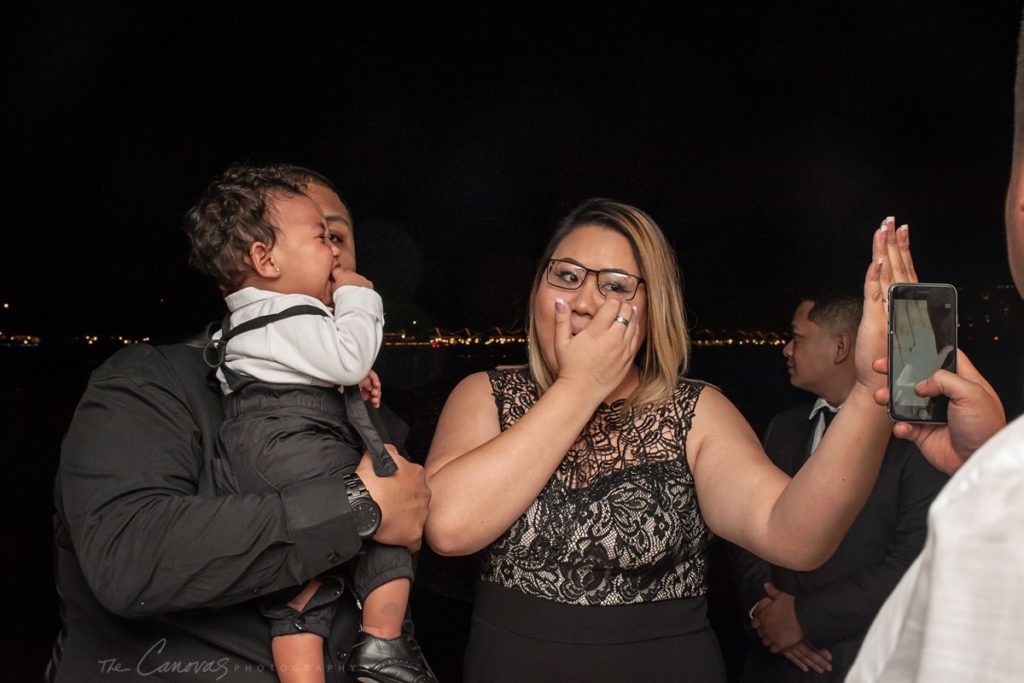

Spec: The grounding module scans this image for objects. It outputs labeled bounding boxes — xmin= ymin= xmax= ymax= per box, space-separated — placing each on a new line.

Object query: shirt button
xmin=327 ymin=551 xmax=340 ymax=563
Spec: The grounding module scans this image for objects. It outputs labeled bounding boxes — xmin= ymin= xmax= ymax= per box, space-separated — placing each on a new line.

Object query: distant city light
xmin=0 ymin=332 xmax=41 ymax=348
xmin=1 ymin=283 xmax=1020 ymax=354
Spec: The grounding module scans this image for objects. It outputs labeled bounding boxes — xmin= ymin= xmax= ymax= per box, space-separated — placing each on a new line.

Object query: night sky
xmin=4 ymin=4 xmax=1022 ymax=339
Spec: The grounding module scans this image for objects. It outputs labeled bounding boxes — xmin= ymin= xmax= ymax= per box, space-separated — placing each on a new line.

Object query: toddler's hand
xmin=359 ymin=370 xmax=382 ymax=408
xmin=331 ymin=265 xmax=374 ymax=292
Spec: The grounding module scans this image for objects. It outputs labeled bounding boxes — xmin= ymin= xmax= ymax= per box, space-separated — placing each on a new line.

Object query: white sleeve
xmin=848 ymin=418 xmax=1024 ymax=682
xmin=264 ymin=287 xmax=384 ymax=386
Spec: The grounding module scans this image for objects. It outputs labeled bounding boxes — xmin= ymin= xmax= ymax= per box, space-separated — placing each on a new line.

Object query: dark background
xmin=4 ymin=4 xmax=1022 ymax=336
xmin=4 ymin=3 xmax=1024 ymax=679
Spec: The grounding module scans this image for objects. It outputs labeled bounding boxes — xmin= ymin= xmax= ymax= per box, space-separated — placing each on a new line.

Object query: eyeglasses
xmin=546 ymin=259 xmax=645 ymax=301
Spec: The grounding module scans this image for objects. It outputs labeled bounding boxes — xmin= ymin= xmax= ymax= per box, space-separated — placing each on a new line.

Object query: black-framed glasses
xmin=546 ymin=259 xmax=645 ymax=301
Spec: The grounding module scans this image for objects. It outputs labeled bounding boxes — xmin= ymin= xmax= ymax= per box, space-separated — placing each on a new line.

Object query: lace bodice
xmin=480 ymin=367 xmax=710 ymax=606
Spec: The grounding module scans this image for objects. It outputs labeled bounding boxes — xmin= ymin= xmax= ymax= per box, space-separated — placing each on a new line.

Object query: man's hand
xmin=751 ymin=582 xmax=804 ymax=653
xmin=873 ymin=350 xmax=1005 ymax=474
xmin=780 ymin=640 xmax=833 ymax=674
xmin=357 ymin=445 xmax=429 ymax=552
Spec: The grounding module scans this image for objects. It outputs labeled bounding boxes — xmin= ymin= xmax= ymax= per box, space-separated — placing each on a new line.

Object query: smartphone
xmin=887 ymin=283 xmax=958 ymax=423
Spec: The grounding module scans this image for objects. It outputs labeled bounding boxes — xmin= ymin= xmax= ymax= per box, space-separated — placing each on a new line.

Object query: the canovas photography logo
xmin=97 ymin=639 xmax=231 ymax=679
xmin=96 ymin=639 xmax=337 ymax=679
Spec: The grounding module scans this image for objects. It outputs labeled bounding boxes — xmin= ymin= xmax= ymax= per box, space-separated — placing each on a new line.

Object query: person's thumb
xmin=892 ymin=421 xmax=925 ymax=443
xmin=915 ymin=368 xmax=974 ymax=404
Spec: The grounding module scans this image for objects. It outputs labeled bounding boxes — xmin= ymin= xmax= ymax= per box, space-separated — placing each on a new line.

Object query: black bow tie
xmin=815 ymin=406 xmax=838 ymax=432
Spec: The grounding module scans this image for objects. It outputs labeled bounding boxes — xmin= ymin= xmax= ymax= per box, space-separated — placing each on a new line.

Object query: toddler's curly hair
xmin=182 ymin=164 xmax=303 ymax=294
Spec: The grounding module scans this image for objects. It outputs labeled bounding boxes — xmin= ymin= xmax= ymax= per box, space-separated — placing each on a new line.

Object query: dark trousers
xmin=217 ymin=382 xmax=414 ymax=638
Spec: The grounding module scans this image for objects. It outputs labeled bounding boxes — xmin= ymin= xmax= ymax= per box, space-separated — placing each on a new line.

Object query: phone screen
xmin=888 ymin=283 xmax=957 ymax=423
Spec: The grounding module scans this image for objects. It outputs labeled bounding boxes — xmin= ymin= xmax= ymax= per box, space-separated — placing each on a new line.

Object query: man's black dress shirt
xmin=48 ymin=340 xmax=407 ymax=681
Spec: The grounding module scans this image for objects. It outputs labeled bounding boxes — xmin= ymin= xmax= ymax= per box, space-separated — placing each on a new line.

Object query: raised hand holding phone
xmin=873 ymin=220 xmax=1005 ymax=474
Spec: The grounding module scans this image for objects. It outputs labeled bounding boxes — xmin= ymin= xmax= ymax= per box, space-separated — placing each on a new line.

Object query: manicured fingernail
xmin=899 ymin=224 xmax=908 ymax=232
xmin=632 ymin=305 xmax=638 ymax=314
xmin=555 ymin=298 xmax=565 ymax=313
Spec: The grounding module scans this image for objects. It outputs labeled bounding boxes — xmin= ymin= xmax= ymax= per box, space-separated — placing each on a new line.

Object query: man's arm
xmin=794 ymin=442 xmax=948 ymax=645
xmin=58 ymin=344 xmax=364 ymax=618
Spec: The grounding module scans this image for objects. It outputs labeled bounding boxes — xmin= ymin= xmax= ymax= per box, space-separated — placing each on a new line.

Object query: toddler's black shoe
xmin=345 ymin=631 xmax=438 ymax=683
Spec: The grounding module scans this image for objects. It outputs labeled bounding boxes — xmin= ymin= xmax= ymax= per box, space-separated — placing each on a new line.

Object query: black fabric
xmin=48 ymin=339 xmax=410 ymax=682
xmin=465 ymin=583 xmax=726 ymax=683
xmin=218 ymin=384 xmax=364 ymax=493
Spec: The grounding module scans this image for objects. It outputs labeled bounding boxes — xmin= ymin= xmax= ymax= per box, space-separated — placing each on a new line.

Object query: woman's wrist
xmin=845 ymin=382 xmax=891 ymax=425
xmin=549 ymin=373 xmax=613 ymax=408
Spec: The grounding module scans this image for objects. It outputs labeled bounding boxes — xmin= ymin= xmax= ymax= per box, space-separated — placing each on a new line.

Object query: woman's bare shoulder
xmin=426 ymin=371 xmax=504 ymax=474
xmin=449 ymin=370 xmax=496 ymax=402
xmin=688 ymin=382 xmax=760 ymax=455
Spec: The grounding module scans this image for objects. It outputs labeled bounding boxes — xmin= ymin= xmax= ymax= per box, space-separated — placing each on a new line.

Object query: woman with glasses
xmin=424 ymin=198 xmax=904 ymax=682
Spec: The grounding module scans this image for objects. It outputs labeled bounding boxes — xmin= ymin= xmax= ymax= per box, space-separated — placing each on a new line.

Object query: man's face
xmin=304 ymin=183 xmax=356 ymax=271
xmin=782 ymin=300 xmax=835 ymax=396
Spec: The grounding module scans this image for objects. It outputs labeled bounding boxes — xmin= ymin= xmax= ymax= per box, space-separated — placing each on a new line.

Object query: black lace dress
xmin=463 ymin=368 xmax=726 ymax=682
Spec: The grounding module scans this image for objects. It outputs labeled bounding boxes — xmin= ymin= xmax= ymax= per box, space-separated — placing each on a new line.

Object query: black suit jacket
xmin=730 ymin=403 xmax=947 ymax=682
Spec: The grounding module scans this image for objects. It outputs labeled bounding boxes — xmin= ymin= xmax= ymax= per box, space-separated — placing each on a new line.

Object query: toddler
xmin=183 ymin=165 xmax=435 ymax=683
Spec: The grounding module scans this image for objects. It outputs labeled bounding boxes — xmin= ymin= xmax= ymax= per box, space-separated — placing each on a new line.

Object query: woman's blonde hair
xmin=526 ymin=198 xmax=690 ymax=409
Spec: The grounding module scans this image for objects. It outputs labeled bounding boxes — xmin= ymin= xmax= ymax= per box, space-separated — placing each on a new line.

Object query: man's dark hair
xmin=804 ymin=294 xmax=862 ymax=338
xmin=278 ymin=164 xmax=337 ymax=194
xmin=182 ymin=164 xmax=304 ymax=294
xmin=277 ymin=165 xmax=354 ymax=225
